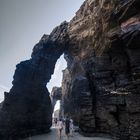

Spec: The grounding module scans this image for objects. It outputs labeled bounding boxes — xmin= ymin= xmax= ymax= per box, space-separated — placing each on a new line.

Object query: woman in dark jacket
xmin=65 ymin=116 xmax=70 ymax=140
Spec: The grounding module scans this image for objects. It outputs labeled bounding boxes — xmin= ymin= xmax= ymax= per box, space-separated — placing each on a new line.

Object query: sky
xmin=0 ymin=0 xmax=85 ymax=102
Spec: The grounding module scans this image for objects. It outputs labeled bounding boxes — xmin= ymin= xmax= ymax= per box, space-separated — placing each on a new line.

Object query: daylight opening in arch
xmin=47 ymin=54 xmax=67 ymax=122
xmin=53 ymin=100 xmax=61 ymax=118
xmin=47 ymin=54 xmax=67 ymax=93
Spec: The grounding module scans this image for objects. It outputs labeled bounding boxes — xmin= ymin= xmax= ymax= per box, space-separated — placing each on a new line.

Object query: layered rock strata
xmin=0 ymin=0 xmax=140 ymax=140
xmin=62 ymin=0 xmax=140 ymax=139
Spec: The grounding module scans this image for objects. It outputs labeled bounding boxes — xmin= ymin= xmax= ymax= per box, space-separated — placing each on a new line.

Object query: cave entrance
xmin=48 ymin=54 xmax=67 ymax=125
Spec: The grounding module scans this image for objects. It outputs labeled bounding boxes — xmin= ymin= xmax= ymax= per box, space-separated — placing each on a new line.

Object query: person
xmin=57 ymin=118 xmax=63 ymax=139
xmin=54 ymin=118 xmax=58 ymax=127
xmin=70 ymin=118 xmax=74 ymax=136
xmin=65 ymin=116 xmax=70 ymax=140
xmin=62 ymin=118 xmax=65 ymax=125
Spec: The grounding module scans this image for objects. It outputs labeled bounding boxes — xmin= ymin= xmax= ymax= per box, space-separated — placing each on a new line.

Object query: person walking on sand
xmin=58 ymin=118 xmax=63 ymax=139
xmin=65 ymin=116 xmax=70 ymax=140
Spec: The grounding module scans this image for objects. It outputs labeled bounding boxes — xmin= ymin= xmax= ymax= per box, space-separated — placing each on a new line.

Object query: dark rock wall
xmin=61 ymin=0 xmax=140 ymax=139
xmin=0 ymin=0 xmax=140 ymax=140
xmin=0 ymin=22 xmax=68 ymax=139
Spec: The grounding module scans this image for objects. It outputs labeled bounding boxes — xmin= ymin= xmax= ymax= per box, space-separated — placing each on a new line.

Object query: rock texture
xmin=61 ymin=0 xmax=140 ymax=140
xmin=51 ymin=87 xmax=62 ymax=110
xmin=0 ymin=0 xmax=140 ymax=140
xmin=0 ymin=22 xmax=68 ymax=139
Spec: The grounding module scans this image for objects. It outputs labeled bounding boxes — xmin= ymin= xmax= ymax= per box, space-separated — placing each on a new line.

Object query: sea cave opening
xmin=47 ymin=54 xmax=67 ymax=125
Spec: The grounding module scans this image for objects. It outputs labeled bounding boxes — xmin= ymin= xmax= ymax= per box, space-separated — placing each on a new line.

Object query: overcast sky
xmin=0 ymin=0 xmax=84 ymax=98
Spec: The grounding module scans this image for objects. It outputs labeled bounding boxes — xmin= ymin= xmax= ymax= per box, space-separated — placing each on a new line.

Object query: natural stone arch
xmin=50 ymin=87 xmax=62 ymax=111
xmin=50 ymin=87 xmax=64 ymax=120
xmin=0 ymin=1 xmax=140 ymax=140
xmin=0 ymin=22 xmax=69 ymax=139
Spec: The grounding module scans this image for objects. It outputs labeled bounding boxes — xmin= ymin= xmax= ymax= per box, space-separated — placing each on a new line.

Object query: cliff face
xmin=62 ymin=0 xmax=140 ymax=139
xmin=0 ymin=0 xmax=140 ymax=140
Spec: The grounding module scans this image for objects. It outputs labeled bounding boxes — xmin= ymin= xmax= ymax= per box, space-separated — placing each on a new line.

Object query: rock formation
xmin=0 ymin=0 xmax=140 ymax=140
xmin=51 ymin=87 xmax=62 ymax=110
xmin=0 ymin=22 xmax=68 ymax=139
xmin=62 ymin=0 xmax=140 ymax=139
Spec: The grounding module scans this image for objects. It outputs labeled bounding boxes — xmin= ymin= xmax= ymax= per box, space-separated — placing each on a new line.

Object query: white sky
xmin=47 ymin=54 xmax=67 ymax=92
xmin=54 ymin=100 xmax=60 ymax=112
xmin=0 ymin=0 xmax=84 ymax=101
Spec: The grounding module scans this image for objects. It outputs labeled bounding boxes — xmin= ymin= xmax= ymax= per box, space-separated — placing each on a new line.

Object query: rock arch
xmin=0 ymin=1 xmax=140 ymax=140
xmin=51 ymin=87 xmax=62 ymax=110
xmin=0 ymin=22 xmax=69 ymax=139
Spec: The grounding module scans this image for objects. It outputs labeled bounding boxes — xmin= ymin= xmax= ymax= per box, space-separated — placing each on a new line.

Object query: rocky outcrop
xmin=0 ymin=0 xmax=140 ymax=140
xmin=62 ymin=70 xmax=95 ymax=130
xmin=0 ymin=22 xmax=68 ymax=139
xmin=62 ymin=0 xmax=140 ymax=139
xmin=51 ymin=87 xmax=62 ymax=110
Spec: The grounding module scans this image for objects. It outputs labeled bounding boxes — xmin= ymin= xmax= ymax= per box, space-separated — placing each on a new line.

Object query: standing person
xmin=65 ymin=116 xmax=70 ymax=140
xmin=62 ymin=118 xmax=65 ymax=125
xmin=70 ymin=118 xmax=74 ymax=136
xmin=58 ymin=119 xmax=63 ymax=139
xmin=54 ymin=118 xmax=58 ymax=127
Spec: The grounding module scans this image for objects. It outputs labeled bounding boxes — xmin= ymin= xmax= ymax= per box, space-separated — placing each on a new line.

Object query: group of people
xmin=53 ymin=116 xmax=74 ymax=139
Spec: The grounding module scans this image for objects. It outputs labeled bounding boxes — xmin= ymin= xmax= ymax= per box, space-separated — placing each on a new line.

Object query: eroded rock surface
xmin=51 ymin=87 xmax=62 ymax=110
xmin=0 ymin=22 xmax=68 ymax=139
xmin=0 ymin=0 xmax=140 ymax=140
xmin=62 ymin=0 xmax=140 ymax=139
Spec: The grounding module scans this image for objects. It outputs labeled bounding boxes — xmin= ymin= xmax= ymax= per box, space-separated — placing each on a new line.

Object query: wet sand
xmin=24 ymin=127 xmax=113 ymax=140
